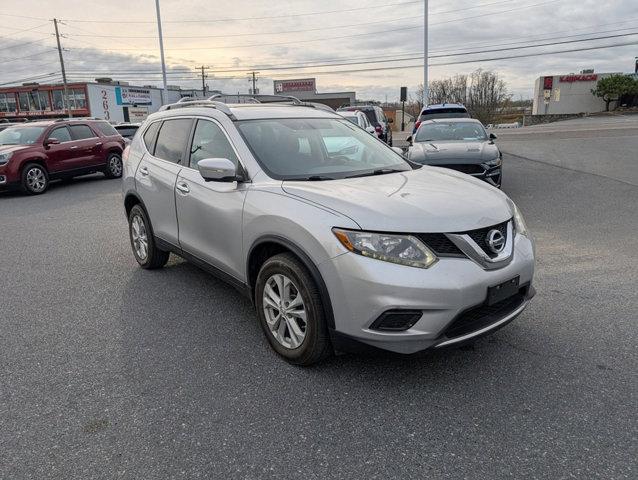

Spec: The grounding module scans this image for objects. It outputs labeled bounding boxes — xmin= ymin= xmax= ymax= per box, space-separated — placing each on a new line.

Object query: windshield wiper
xmin=344 ymin=168 xmax=405 ymax=179
xmin=287 ymin=175 xmax=336 ymax=181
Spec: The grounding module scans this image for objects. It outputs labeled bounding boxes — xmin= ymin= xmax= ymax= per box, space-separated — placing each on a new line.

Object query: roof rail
xmin=159 ymin=99 xmax=237 ymax=120
xmin=208 ymin=93 xmax=303 ymax=105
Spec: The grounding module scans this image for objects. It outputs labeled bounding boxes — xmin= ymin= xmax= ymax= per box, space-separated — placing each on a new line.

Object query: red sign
xmin=559 ymin=74 xmax=598 ymax=83
xmin=543 ymin=76 xmax=554 ymax=90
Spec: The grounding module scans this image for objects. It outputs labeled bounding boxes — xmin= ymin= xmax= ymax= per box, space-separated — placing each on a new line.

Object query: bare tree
xmin=466 ymin=69 xmax=509 ymax=124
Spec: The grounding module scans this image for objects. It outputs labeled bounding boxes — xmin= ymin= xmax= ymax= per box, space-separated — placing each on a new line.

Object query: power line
xmin=0 ymin=49 xmax=56 ymax=64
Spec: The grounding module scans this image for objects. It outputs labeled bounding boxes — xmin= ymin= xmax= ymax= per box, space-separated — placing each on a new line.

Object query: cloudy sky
xmin=1 ymin=0 xmax=637 ymax=101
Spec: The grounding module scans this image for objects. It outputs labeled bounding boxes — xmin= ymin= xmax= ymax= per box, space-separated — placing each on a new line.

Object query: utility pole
xmin=154 ymin=0 xmax=168 ymax=105
xmin=248 ymin=72 xmax=259 ymax=95
xmin=423 ymin=0 xmax=429 ymax=107
xmin=53 ymin=18 xmax=71 ymax=119
xmin=200 ymin=65 xmax=210 ymax=97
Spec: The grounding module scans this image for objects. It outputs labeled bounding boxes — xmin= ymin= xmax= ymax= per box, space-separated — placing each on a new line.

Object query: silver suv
xmin=122 ymin=98 xmax=535 ymax=365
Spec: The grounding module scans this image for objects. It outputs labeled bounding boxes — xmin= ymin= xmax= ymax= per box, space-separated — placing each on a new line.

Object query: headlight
xmin=511 ymin=202 xmax=530 ymax=237
xmin=0 ymin=151 xmax=12 ymax=166
xmin=332 ymin=228 xmax=438 ymax=269
xmin=483 ymin=156 xmax=502 ymax=167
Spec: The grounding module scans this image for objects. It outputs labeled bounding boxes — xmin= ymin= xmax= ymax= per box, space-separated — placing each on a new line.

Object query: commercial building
xmin=532 ymin=71 xmax=638 ymax=115
xmin=0 ymin=80 xmax=197 ymax=123
xmin=273 ymin=78 xmax=356 ymax=110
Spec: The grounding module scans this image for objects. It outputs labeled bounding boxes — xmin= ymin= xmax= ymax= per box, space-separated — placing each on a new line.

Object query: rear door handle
xmin=176 ymin=182 xmax=190 ymax=194
xmin=139 ymin=166 xmax=149 ymax=176
xmin=95 ymin=142 xmax=103 ymax=146
xmin=70 ymin=146 xmax=78 ymax=150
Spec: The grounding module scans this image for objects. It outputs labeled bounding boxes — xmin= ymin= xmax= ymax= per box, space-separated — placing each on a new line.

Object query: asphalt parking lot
xmin=1 ymin=118 xmax=637 ymax=479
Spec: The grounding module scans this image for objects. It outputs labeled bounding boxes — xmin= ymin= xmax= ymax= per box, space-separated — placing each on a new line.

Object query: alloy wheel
xmin=109 ymin=156 xmax=123 ymax=177
xmin=131 ymin=214 xmax=148 ymax=261
xmin=26 ymin=167 xmax=46 ymax=193
xmin=263 ymin=273 xmax=307 ymax=349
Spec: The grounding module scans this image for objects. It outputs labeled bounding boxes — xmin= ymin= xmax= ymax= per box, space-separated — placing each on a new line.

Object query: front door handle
xmin=139 ymin=166 xmax=149 ymax=176
xmin=70 ymin=146 xmax=79 ymax=150
xmin=95 ymin=142 xmax=103 ymax=146
xmin=176 ymin=182 xmax=190 ymax=194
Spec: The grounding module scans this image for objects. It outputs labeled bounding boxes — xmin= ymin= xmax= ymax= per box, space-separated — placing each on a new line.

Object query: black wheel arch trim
xmin=247 ymin=235 xmax=336 ymax=330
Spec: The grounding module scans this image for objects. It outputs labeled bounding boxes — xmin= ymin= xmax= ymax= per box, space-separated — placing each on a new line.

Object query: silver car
xmin=122 ymin=99 xmax=535 ymax=365
xmin=408 ymin=118 xmax=503 ymax=188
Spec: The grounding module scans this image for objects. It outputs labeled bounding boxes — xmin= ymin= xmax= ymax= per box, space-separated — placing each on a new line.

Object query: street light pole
xmin=53 ymin=18 xmax=71 ymax=119
xmin=154 ymin=0 xmax=168 ymax=105
xmin=423 ymin=0 xmax=429 ymax=107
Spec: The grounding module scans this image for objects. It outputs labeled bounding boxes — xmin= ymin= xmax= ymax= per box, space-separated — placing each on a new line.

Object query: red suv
xmin=0 ymin=119 xmax=125 ymax=194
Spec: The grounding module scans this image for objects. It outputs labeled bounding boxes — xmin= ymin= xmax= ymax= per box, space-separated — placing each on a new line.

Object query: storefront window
xmin=18 ymin=92 xmax=30 ymax=111
xmin=0 ymin=93 xmax=17 ymax=113
xmin=52 ymin=90 xmax=65 ymax=110
xmin=72 ymin=88 xmax=87 ymax=109
xmin=37 ymin=91 xmax=51 ymax=111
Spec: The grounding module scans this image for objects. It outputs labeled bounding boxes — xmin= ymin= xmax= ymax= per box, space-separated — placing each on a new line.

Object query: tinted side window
xmin=154 ymin=119 xmax=192 ymax=163
xmin=362 ymin=109 xmax=377 ymax=125
xmin=48 ymin=127 xmax=72 ymax=143
xmin=189 ymin=120 xmax=238 ymax=169
xmin=116 ymin=127 xmax=138 ymax=138
xmin=94 ymin=122 xmax=118 ymax=137
xmin=69 ymin=124 xmax=96 ymax=140
xmin=143 ymin=122 xmax=160 ymax=153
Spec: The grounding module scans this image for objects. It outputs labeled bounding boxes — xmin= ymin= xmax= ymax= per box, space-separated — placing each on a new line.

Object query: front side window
xmin=189 ymin=120 xmax=238 ymax=169
xmin=153 ymin=119 xmax=192 ymax=163
xmin=0 ymin=126 xmax=46 ymax=145
xmin=237 ymin=118 xmax=411 ymax=180
xmin=415 ymin=122 xmax=487 ymax=143
xmin=48 ymin=127 xmax=72 ymax=143
xmin=69 ymin=124 xmax=97 ymax=140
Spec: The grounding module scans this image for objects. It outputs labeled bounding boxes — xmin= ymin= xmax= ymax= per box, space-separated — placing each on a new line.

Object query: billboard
xmin=274 ymin=78 xmax=316 ymax=94
xmin=115 ymin=86 xmax=152 ymax=105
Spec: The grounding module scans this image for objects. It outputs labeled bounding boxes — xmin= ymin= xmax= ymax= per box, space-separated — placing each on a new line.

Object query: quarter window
xmin=142 ymin=122 xmax=160 ymax=153
xmin=48 ymin=127 xmax=72 ymax=143
xmin=154 ymin=119 xmax=192 ymax=163
xmin=189 ymin=120 xmax=238 ymax=169
xmin=94 ymin=122 xmax=119 ymax=137
xmin=69 ymin=124 xmax=97 ymax=140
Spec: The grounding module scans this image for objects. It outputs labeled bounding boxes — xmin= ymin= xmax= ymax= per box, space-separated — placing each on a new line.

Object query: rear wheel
xmin=255 ymin=253 xmax=332 ymax=365
xmin=104 ymin=152 xmax=123 ymax=179
xmin=21 ymin=163 xmax=49 ymax=195
xmin=128 ymin=204 xmax=170 ymax=269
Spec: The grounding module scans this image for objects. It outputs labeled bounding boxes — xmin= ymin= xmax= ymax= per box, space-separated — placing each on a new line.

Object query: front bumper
xmin=319 ymin=233 xmax=535 ymax=354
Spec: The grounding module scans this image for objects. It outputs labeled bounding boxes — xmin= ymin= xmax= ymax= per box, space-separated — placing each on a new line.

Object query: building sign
xmin=559 ymin=74 xmax=598 ymax=83
xmin=543 ymin=76 xmax=554 ymax=90
xmin=128 ymin=106 xmax=149 ymax=122
xmin=115 ymin=86 xmax=152 ymax=105
xmin=274 ymin=78 xmax=316 ymax=93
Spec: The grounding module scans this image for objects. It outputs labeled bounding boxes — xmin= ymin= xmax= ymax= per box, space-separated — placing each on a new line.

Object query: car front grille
xmin=415 ymin=233 xmax=464 ymax=257
xmin=443 ymin=286 xmax=528 ymax=339
xmin=436 ymin=164 xmax=485 ymax=175
xmin=463 ymin=221 xmax=509 ymax=258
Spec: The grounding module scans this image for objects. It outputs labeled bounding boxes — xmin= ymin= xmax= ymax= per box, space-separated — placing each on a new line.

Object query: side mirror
xmin=489 ymin=133 xmax=497 ymax=140
xmin=387 ymin=118 xmax=394 ymax=124
xmin=366 ymin=126 xmax=376 ymax=135
xmin=197 ymin=158 xmax=238 ymax=182
xmin=406 ymin=135 xmax=413 ymax=145
xmin=44 ymin=138 xmax=60 ymax=147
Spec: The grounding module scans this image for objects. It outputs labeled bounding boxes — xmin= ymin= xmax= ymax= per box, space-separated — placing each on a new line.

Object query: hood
xmin=408 ymin=140 xmax=499 ymax=165
xmin=281 ymin=167 xmax=512 ymax=232
xmin=0 ymin=144 xmax=30 ymax=154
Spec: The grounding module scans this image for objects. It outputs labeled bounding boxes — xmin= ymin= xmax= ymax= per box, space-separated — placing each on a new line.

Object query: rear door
xmin=68 ymin=124 xmax=102 ymax=167
xmin=175 ymin=118 xmax=248 ymax=279
xmin=135 ymin=117 xmax=192 ymax=246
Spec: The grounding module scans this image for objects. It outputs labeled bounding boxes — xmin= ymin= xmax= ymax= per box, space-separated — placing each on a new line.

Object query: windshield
xmin=0 ymin=126 xmax=45 ymax=145
xmin=415 ymin=122 xmax=487 ymax=142
xmin=237 ymin=118 xmax=411 ymax=180
xmin=342 ymin=116 xmax=359 ymax=126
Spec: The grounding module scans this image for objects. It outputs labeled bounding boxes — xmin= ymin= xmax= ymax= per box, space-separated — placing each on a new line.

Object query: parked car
xmin=0 ymin=123 xmax=19 ymax=133
xmin=337 ymin=105 xmax=393 ymax=145
xmin=337 ymin=110 xmax=377 ymax=136
xmin=413 ymin=103 xmax=470 ymax=134
xmin=122 ymin=100 xmax=535 ymax=365
xmin=115 ymin=123 xmax=141 ymax=142
xmin=0 ymin=119 xmax=125 ymax=194
xmin=407 ymin=119 xmax=502 ymax=188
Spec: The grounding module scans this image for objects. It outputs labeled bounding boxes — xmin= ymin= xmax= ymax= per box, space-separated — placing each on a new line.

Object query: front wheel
xmin=104 ymin=152 xmax=123 ymax=179
xmin=21 ymin=163 xmax=49 ymax=195
xmin=128 ymin=204 xmax=170 ymax=269
xmin=255 ymin=253 xmax=332 ymax=365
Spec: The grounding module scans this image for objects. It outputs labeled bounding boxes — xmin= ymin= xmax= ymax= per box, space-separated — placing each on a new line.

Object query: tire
xmin=21 ymin=162 xmax=49 ymax=195
xmin=128 ymin=204 xmax=170 ymax=269
xmin=255 ymin=253 xmax=332 ymax=365
xmin=104 ymin=152 xmax=123 ymax=179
